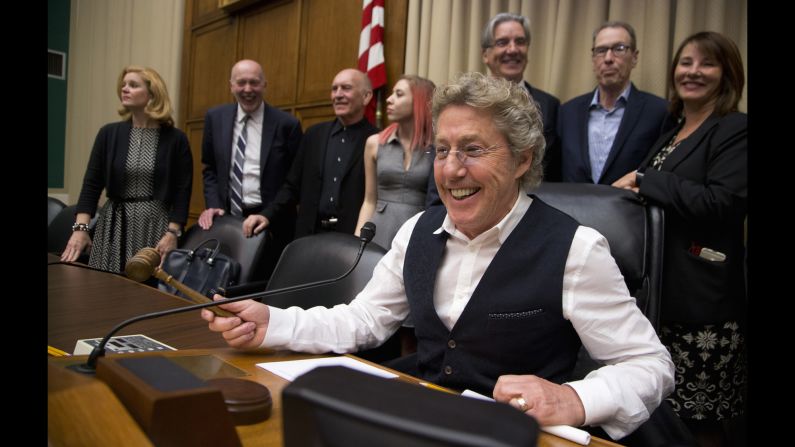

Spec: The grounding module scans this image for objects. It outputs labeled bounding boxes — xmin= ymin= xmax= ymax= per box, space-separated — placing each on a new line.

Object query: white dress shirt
xmin=233 ymin=103 xmax=264 ymax=207
xmin=263 ymin=193 xmax=674 ymax=439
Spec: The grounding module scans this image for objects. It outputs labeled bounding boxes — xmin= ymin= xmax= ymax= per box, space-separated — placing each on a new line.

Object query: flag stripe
xmin=359 ymin=25 xmax=371 ymax=57
xmin=371 ymin=5 xmax=384 ymax=27
xmin=359 ymin=0 xmax=385 ymax=124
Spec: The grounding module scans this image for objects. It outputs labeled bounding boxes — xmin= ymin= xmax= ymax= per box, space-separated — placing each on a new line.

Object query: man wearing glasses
xmin=559 ymin=21 xmax=672 ymax=185
xmin=481 ymin=13 xmax=561 ymax=182
xmin=204 ymin=72 xmax=674 ymax=441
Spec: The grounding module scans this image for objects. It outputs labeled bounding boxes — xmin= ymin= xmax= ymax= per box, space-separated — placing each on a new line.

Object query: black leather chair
xmin=47 ymin=205 xmax=97 ymax=263
xmin=262 ymin=231 xmax=387 ymax=309
xmin=533 ymin=183 xmax=694 ymax=447
xmin=533 ymin=182 xmax=663 ymax=330
xmin=260 ymin=231 xmax=399 ymax=362
xmin=48 ymin=196 xmax=66 ymax=227
xmin=179 ymin=215 xmax=272 ymax=285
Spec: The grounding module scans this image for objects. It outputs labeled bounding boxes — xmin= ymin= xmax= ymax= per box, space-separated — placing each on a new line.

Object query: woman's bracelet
xmin=72 ymin=222 xmax=90 ymax=232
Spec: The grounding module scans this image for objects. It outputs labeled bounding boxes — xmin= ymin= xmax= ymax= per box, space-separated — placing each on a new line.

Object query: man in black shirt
xmin=243 ymin=69 xmax=379 ymax=238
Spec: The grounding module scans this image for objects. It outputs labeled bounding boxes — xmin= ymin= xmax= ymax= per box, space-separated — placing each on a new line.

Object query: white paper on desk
xmin=257 ymin=356 xmax=398 ymax=382
xmin=461 ymin=389 xmax=592 ymax=445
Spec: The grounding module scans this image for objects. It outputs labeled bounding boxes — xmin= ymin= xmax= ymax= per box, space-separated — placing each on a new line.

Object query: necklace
xmin=650 ymin=133 xmax=682 ymax=171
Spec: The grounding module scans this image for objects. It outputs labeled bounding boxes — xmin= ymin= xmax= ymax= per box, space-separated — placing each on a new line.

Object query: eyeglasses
xmin=429 ymin=143 xmax=505 ymax=163
xmin=489 ymin=37 xmax=528 ymax=49
xmin=591 ymin=43 xmax=633 ymax=58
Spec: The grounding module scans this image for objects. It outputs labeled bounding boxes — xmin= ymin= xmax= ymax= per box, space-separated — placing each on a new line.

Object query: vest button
xmin=444 ymin=365 xmax=453 ymax=375
xmin=447 ymin=339 xmax=456 ymax=349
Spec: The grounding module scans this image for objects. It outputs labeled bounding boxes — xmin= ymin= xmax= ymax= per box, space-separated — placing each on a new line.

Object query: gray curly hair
xmin=431 ymin=72 xmax=545 ymax=190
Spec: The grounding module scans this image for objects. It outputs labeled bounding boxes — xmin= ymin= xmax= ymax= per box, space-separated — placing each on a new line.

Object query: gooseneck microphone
xmin=70 ymin=222 xmax=377 ymax=374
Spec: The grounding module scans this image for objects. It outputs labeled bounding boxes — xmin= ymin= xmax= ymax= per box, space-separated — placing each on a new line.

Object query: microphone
xmin=359 ymin=221 xmax=375 ymax=244
xmin=69 ymin=222 xmax=377 ymax=374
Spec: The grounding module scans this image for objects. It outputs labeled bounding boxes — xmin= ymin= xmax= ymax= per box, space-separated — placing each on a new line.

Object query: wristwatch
xmin=165 ymin=228 xmax=183 ymax=238
xmin=635 ymin=170 xmax=645 ymax=187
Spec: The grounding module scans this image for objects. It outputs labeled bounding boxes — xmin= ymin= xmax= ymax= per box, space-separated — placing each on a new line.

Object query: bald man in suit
xmin=200 ymin=59 xmax=303 ymax=277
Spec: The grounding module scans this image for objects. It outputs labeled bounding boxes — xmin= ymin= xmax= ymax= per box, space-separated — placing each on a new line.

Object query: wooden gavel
xmin=125 ymin=247 xmax=234 ymax=318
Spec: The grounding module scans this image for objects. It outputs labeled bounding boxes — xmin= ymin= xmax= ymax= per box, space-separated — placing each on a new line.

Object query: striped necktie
xmin=230 ymin=114 xmax=250 ymax=216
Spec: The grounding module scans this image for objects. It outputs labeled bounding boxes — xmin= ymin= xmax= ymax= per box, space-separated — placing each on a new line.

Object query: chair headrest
xmin=532 ymin=183 xmax=647 ymax=289
xmin=263 ymin=232 xmax=387 ymax=309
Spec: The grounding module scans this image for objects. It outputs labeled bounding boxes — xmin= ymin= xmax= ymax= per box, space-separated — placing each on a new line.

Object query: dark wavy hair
xmin=668 ymin=31 xmax=744 ymax=117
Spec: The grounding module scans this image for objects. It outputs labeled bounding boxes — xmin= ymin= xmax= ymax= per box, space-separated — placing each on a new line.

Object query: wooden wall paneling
xmin=193 ymin=0 xmax=221 ymax=20
xmin=295 ymin=104 xmax=337 ymax=131
xmin=188 ymin=21 xmax=238 ymax=121
xmin=181 ymin=1 xmax=237 ymax=224
xmin=296 ymin=0 xmax=361 ymax=105
xmin=186 ymin=123 xmax=208 ymax=224
xmin=239 ymin=0 xmax=300 ymax=107
xmin=374 ymin=0 xmax=408 ymax=127
xmin=384 ymin=0 xmax=408 ymax=87
xmin=179 ymin=0 xmax=196 ymax=131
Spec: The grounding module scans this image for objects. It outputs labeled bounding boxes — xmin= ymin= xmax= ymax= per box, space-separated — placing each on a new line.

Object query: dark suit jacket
xmin=640 ymin=112 xmax=747 ymax=324
xmin=524 ymin=81 xmax=562 ymax=182
xmin=559 ymin=83 xmax=672 ymax=185
xmin=201 ymin=102 xmax=302 ymax=213
xmin=261 ymin=118 xmax=379 ymax=238
xmin=76 ymin=121 xmax=193 ymax=224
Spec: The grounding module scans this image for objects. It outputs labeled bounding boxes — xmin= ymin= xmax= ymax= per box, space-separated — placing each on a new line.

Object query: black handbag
xmin=158 ymin=238 xmax=241 ymax=298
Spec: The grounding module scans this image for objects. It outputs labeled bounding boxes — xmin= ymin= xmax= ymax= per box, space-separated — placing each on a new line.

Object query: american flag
xmin=358 ymin=0 xmax=386 ymax=125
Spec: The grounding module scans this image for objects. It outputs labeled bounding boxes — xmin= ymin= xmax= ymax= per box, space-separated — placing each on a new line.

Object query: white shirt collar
xmin=434 ymin=192 xmax=533 ymax=245
xmin=236 ymin=102 xmax=265 ymax=125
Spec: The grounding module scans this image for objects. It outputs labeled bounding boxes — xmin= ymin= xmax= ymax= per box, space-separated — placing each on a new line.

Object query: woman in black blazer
xmin=61 ymin=66 xmax=192 ymax=273
xmin=613 ymin=32 xmax=746 ymax=446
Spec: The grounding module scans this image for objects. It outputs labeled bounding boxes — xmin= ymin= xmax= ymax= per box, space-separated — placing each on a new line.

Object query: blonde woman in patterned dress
xmin=61 ymin=66 xmax=192 ymax=274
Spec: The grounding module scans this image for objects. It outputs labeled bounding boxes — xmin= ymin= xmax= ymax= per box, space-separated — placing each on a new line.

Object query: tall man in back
xmin=482 ymin=13 xmax=561 ymax=181
xmin=559 ymin=21 xmax=672 ymax=185
xmin=243 ymin=69 xmax=378 ymax=238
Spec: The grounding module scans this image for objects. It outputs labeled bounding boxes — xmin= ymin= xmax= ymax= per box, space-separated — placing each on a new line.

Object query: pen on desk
xmin=418 ymin=381 xmax=457 ymax=395
xmin=48 ymin=345 xmax=71 ymax=357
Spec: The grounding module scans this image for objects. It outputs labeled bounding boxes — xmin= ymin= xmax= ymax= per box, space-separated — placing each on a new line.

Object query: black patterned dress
xmin=88 ymin=127 xmax=170 ymax=273
xmin=652 ymin=132 xmax=747 ymax=421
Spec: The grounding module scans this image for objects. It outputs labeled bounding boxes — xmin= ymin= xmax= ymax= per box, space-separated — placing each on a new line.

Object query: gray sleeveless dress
xmin=369 ymin=138 xmax=434 ymax=250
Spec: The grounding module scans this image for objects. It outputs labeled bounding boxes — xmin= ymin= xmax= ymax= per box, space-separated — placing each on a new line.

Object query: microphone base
xmin=67 ymin=362 xmax=97 ymax=375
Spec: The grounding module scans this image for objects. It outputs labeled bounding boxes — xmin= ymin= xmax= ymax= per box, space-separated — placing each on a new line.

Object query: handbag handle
xmin=186 ymin=238 xmax=222 ymax=266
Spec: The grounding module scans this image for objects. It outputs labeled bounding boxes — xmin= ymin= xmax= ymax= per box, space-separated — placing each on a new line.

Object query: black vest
xmin=403 ymin=197 xmax=581 ymax=395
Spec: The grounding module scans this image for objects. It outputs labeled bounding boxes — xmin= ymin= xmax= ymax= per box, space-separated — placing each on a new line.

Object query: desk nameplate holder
xmin=96 ymin=354 xmax=242 ymax=447
xmin=73 ymin=334 xmax=175 ymax=356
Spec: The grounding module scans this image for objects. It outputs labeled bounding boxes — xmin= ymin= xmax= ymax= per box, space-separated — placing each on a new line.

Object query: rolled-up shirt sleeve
xmin=562 ymin=226 xmax=675 ymax=440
